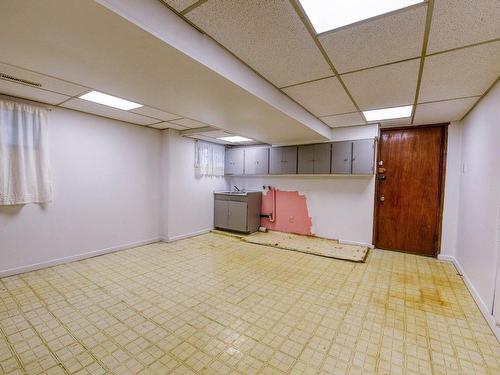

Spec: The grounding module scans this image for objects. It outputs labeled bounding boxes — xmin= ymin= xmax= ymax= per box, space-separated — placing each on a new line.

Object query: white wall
xmin=231 ymin=124 xmax=378 ymax=246
xmin=440 ymin=122 xmax=463 ymax=257
xmin=0 ymin=107 xmax=162 ymax=275
xmin=160 ymin=130 xmax=228 ymax=241
xmin=230 ymin=175 xmax=375 ymax=245
xmin=455 ymin=81 xmax=500 ymax=314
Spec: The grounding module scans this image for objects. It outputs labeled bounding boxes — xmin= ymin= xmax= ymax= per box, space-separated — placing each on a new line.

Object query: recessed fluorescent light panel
xmin=217 ymin=136 xmax=253 ymax=143
xmin=363 ymin=105 xmax=413 ymax=121
xmin=79 ymin=91 xmax=143 ymax=110
xmin=298 ymin=0 xmax=424 ymax=34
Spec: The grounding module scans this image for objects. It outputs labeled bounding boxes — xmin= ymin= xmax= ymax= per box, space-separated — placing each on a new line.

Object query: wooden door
xmin=374 ymin=126 xmax=447 ymax=256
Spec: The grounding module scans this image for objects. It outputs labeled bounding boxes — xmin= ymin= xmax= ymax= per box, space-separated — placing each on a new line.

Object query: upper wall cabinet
xmin=244 ymin=147 xmax=269 ymax=175
xmin=270 ymin=146 xmax=297 ymax=174
xmin=331 ymin=139 xmax=375 ymax=175
xmin=224 ymin=138 xmax=375 ymax=176
xmin=331 ymin=141 xmax=353 ymax=174
xmin=224 ymin=148 xmax=244 ymax=175
xmin=298 ymin=143 xmax=331 ymax=174
xmin=352 ymin=139 xmax=375 ymax=174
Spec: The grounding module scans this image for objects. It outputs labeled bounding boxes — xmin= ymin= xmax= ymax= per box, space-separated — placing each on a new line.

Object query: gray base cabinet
xmin=214 ymin=192 xmax=262 ymax=233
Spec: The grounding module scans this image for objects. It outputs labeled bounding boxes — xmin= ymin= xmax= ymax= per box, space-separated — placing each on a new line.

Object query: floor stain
xmin=0 ymin=233 xmax=498 ymax=374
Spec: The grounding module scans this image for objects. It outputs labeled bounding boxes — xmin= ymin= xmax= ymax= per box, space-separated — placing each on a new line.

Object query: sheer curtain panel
xmin=194 ymin=140 xmax=225 ymax=176
xmin=0 ymin=99 xmax=51 ymax=205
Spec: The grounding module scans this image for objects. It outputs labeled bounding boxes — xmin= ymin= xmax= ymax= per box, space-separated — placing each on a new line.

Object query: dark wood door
xmin=374 ymin=126 xmax=447 ymax=256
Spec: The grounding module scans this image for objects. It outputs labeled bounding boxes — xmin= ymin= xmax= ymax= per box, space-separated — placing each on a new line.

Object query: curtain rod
xmin=0 ymin=93 xmax=54 ymax=111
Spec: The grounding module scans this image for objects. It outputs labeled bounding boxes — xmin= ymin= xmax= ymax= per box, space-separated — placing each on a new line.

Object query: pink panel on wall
xmin=261 ymin=189 xmax=313 ymax=235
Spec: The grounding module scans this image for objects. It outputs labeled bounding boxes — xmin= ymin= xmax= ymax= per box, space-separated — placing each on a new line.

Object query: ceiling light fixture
xmin=363 ymin=105 xmax=413 ymax=121
xmin=217 ymin=136 xmax=253 ymax=143
xmin=298 ymin=0 xmax=424 ymax=34
xmin=79 ymin=91 xmax=143 ymax=110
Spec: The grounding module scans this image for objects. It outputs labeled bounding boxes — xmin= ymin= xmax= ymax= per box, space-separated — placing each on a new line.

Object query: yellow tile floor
xmin=1 ymin=233 xmax=499 ymax=375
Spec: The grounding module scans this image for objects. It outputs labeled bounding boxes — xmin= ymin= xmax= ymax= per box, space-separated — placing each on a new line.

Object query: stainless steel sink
xmin=214 ymin=191 xmax=248 ymax=196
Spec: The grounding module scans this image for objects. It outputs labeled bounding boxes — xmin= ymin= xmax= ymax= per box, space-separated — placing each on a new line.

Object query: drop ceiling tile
xmin=414 ymin=97 xmax=479 ymax=124
xmin=0 ymin=79 xmax=69 ymax=105
xmin=342 ymin=59 xmax=420 ymax=110
xmin=320 ymin=112 xmax=366 ymax=128
xmin=282 ymin=77 xmax=356 ymax=117
xmin=203 ymin=130 xmax=232 ymax=138
xmin=61 ymin=98 xmax=159 ymax=125
xmin=188 ymin=134 xmax=230 ymax=144
xmin=427 ymin=0 xmax=500 ymax=54
xmin=319 ymin=5 xmax=426 ymax=73
xmin=131 ymin=106 xmax=181 ymax=121
xmin=169 ymin=118 xmax=212 ymax=128
xmin=379 ymin=117 xmax=412 ymax=127
xmin=159 ymin=0 xmax=198 ymax=12
xmin=149 ymin=122 xmax=187 ymax=130
xmin=186 ymin=0 xmax=332 ymax=87
xmin=419 ymin=41 xmax=500 ymax=102
xmin=0 ymin=62 xmax=88 ymax=96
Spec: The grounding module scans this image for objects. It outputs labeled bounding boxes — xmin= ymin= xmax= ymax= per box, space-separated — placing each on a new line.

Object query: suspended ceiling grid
xmin=161 ymin=0 xmax=500 ymax=127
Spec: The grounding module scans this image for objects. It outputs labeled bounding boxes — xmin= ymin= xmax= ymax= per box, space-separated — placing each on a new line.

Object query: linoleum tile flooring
xmin=1 ymin=233 xmax=499 ymax=374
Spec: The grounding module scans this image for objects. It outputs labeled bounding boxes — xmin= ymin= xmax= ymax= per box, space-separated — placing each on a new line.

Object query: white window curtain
xmin=194 ymin=140 xmax=225 ymax=176
xmin=0 ymin=99 xmax=51 ymax=205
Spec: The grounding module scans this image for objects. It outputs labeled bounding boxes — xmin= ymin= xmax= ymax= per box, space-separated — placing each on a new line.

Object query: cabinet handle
xmin=344 ymin=158 xmax=348 ymax=162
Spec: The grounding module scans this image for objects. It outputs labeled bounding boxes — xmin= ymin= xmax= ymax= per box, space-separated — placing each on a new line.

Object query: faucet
xmin=233 ymin=185 xmax=240 ymax=192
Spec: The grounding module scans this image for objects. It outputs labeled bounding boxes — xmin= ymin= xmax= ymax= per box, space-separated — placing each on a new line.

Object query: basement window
xmin=194 ymin=140 xmax=225 ymax=176
xmin=299 ymin=0 xmax=425 ymax=34
xmin=0 ymin=99 xmax=52 ymax=205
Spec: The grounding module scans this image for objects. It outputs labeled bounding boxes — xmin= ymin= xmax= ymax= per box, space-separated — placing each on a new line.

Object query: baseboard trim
xmin=438 ymin=255 xmax=500 ymax=342
xmin=437 ymin=254 xmax=455 ymax=262
xmin=339 ymin=239 xmax=375 ymax=248
xmin=0 ymin=237 xmax=161 ymax=278
xmin=162 ymin=228 xmax=212 ymax=243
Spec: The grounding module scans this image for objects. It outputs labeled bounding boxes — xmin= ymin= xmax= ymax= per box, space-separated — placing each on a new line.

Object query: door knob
xmin=379 ymin=196 xmax=385 ymax=202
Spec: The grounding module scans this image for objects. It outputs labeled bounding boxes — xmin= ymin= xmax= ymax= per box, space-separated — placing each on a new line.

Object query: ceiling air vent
xmin=0 ymin=73 xmax=42 ymax=87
